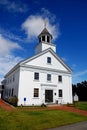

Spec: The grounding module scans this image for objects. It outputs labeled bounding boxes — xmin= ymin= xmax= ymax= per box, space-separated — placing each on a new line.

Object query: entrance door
xmin=45 ymin=90 xmax=53 ymax=103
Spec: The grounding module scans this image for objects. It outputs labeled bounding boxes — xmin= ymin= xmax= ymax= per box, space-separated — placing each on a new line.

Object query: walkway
xmin=0 ymin=99 xmax=15 ymax=110
xmin=48 ymin=121 xmax=87 ymax=130
xmin=48 ymin=105 xmax=87 ymax=116
xmin=0 ymin=99 xmax=87 ymax=117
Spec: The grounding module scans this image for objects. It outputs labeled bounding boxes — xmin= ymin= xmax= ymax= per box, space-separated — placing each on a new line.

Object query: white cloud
xmin=0 ymin=0 xmax=28 ymax=13
xmin=0 ymin=27 xmax=27 ymax=43
xmin=0 ymin=34 xmax=22 ymax=56
xmin=22 ymin=10 xmax=60 ymax=41
xmin=73 ymin=70 xmax=87 ymax=77
xmin=72 ymin=70 xmax=87 ymax=84
xmin=0 ymin=55 xmax=22 ymax=84
xmin=0 ymin=34 xmax=23 ymax=84
xmin=0 ymin=55 xmax=22 ymax=76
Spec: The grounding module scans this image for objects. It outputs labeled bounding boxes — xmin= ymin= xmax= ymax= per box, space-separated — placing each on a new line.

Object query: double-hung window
xmin=47 ymin=74 xmax=51 ymax=81
xmin=47 ymin=57 xmax=51 ymax=64
xmin=34 ymin=88 xmax=39 ymax=97
xmin=59 ymin=89 xmax=63 ymax=97
xmin=58 ymin=75 xmax=62 ymax=82
xmin=34 ymin=72 xmax=39 ymax=80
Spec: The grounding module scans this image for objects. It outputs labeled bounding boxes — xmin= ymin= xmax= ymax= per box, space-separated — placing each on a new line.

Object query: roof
xmin=38 ymin=28 xmax=52 ymax=38
xmin=4 ymin=48 xmax=72 ymax=77
xmin=21 ymin=48 xmax=72 ymax=73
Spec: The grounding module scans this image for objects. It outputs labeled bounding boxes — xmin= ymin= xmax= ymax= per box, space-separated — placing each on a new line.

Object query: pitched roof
xmin=21 ymin=48 xmax=72 ymax=73
xmin=5 ymin=48 xmax=72 ymax=77
xmin=38 ymin=28 xmax=52 ymax=38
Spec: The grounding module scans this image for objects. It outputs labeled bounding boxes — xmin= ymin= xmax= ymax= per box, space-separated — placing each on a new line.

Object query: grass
xmin=0 ymin=107 xmax=87 ymax=130
xmin=74 ymin=102 xmax=87 ymax=111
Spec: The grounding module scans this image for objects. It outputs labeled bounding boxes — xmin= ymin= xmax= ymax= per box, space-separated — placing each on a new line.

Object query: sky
xmin=0 ymin=0 xmax=87 ymax=84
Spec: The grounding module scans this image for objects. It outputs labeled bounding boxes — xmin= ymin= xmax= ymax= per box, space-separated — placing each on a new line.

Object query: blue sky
xmin=0 ymin=0 xmax=87 ymax=84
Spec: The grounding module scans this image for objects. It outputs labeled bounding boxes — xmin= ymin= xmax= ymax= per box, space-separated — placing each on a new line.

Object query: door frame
xmin=45 ymin=89 xmax=53 ymax=103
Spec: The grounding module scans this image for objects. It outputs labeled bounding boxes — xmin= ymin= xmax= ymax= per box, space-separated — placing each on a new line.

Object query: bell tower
xmin=35 ymin=26 xmax=56 ymax=54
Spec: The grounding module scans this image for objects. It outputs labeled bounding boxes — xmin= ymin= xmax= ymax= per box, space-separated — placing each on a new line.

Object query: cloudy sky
xmin=0 ymin=0 xmax=87 ymax=84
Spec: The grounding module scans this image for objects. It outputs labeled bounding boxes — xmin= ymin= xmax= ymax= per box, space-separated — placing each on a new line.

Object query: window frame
xmin=58 ymin=75 xmax=62 ymax=82
xmin=34 ymin=88 xmax=39 ymax=97
xmin=47 ymin=74 xmax=51 ymax=81
xmin=59 ymin=89 xmax=63 ymax=97
xmin=34 ymin=72 xmax=39 ymax=80
xmin=47 ymin=57 xmax=51 ymax=64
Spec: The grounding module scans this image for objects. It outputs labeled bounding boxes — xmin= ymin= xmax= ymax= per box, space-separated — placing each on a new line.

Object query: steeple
xmin=35 ymin=27 xmax=56 ymax=54
xmin=38 ymin=28 xmax=53 ymax=43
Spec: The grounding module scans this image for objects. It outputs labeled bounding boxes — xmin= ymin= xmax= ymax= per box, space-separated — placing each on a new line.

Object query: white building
xmin=2 ymin=27 xmax=73 ymax=106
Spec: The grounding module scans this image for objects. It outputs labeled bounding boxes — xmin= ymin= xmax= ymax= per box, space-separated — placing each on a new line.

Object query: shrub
xmin=41 ymin=103 xmax=47 ymax=107
xmin=8 ymin=96 xmax=18 ymax=106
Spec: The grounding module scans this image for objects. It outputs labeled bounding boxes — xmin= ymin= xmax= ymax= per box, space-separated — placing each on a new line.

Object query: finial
xmin=44 ymin=19 xmax=48 ymax=28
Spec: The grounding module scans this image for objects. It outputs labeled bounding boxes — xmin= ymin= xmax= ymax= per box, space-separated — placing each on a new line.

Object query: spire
xmin=35 ymin=23 xmax=56 ymax=54
xmin=44 ymin=19 xmax=48 ymax=28
xmin=38 ymin=20 xmax=52 ymax=39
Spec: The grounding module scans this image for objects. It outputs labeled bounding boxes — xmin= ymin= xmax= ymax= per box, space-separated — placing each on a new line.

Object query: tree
xmin=72 ymin=80 xmax=87 ymax=101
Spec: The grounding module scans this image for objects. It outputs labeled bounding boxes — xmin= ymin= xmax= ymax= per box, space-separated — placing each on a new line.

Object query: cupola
xmin=35 ymin=27 xmax=56 ymax=54
xmin=38 ymin=27 xmax=53 ymax=44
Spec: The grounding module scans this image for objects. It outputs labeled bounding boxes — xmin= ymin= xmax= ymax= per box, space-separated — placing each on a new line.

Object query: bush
xmin=67 ymin=102 xmax=75 ymax=107
xmin=8 ymin=96 xmax=18 ymax=106
xmin=41 ymin=103 xmax=47 ymax=107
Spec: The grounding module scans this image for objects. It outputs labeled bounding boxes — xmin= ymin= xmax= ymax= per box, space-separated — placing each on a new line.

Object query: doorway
xmin=45 ymin=90 xmax=53 ymax=103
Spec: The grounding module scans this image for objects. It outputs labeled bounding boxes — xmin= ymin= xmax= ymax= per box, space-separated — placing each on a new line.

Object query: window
xmin=58 ymin=75 xmax=62 ymax=82
xmin=47 ymin=74 xmax=51 ymax=81
xmin=47 ymin=57 xmax=51 ymax=64
xmin=47 ymin=36 xmax=50 ymax=42
xmin=11 ymin=88 xmax=14 ymax=96
xmin=34 ymin=88 xmax=39 ymax=97
xmin=13 ymin=75 xmax=15 ymax=82
xmin=42 ymin=36 xmax=45 ymax=42
xmin=10 ymin=78 xmax=11 ymax=83
xmin=39 ymin=37 xmax=41 ymax=43
xmin=34 ymin=72 xmax=39 ymax=80
xmin=59 ymin=89 xmax=63 ymax=97
xmin=8 ymin=78 xmax=9 ymax=84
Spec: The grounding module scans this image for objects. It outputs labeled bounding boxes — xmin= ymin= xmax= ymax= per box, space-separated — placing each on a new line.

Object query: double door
xmin=45 ymin=90 xmax=53 ymax=103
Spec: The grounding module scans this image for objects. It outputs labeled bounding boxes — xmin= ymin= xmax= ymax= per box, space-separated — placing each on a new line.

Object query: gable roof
xmin=20 ymin=48 xmax=72 ymax=73
xmin=5 ymin=48 xmax=72 ymax=77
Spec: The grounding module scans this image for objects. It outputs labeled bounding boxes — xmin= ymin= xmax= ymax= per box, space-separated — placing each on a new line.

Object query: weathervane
xmin=44 ymin=19 xmax=48 ymax=28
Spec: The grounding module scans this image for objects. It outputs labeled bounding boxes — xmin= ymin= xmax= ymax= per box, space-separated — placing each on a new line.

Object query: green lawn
xmin=0 ymin=108 xmax=87 ymax=130
xmin=74 ymin=102 xmax=87 ymax=111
